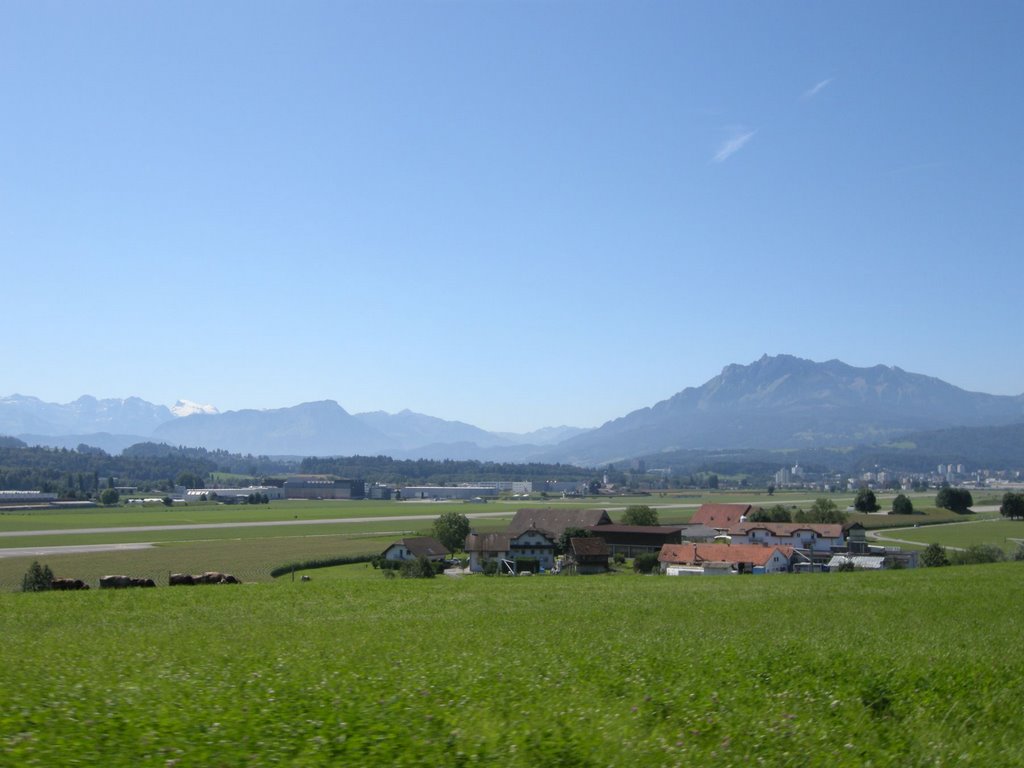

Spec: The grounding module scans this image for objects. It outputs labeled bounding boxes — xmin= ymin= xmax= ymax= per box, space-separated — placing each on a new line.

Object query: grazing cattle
xmin=100 ymin=575 xmax=133 ymax=589
xmin=99 ymin=575 xmax=155 ymax=589
xmin=300 ymin=575 xmax=311 ymax=582
xmin=51 ymin=578 xmax=89 ymax=591
xmin=169 ymin=573 xmax=195 ymax=586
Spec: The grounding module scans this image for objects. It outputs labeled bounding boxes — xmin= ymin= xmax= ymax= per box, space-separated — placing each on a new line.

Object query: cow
xmin=194 ymin=571 xmax=240 ymax=584
xmin=99 ymin=575 xmax=133 ymax=589
xmin=169 ymin=573 xmax=195 ymax=586
xmin=100 ymin=575 xmax=155 ymax=589
xmin=300 ymin=575 xmax=311 ymax=582
xmin=51 ymin=578 xmax=88 ymax=590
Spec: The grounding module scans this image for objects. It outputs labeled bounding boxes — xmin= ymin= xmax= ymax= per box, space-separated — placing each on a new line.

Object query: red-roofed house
xmin=658 ymin=542 xmax=797 ymax=574
xmin=728 ymin=522 xmax=846 ymax=556
xmin=690 ymin=503 xmax=754 ymax=529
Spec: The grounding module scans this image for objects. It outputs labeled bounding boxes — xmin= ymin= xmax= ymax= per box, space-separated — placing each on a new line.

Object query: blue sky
xmin=2 ymin=1 xmax=1021 ymax=433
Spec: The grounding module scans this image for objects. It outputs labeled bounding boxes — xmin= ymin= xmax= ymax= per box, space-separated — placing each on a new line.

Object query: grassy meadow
xmin=3 ymin=565 xmax=1024 ymax=766
xmin=0 ymin=490 xmax=1005 ymax=590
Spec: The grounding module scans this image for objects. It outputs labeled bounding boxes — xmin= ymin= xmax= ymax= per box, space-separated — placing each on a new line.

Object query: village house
xmin=727 ymin=522 xmax=846 ymax=559
xmin=464 ymin=528 xmax=558 ymax=573
xmin=689 ymin=503 xmax=755 ymax=529
xmin=565 ymin=537 xmax=610 ymax=574
xmin=658 ymin=542 xmax=800 ymax=575
xmin=380 ymin=536 xmax=449 ymax=563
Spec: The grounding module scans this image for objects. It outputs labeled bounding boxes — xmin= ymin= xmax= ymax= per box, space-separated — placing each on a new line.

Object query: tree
xmin=622 ymin=505 xmax=659 ymax=526
xmin=162 ymin=496 xmax=173 ymax=507
xmin=432 ymin=511 xmax=471 ymax=554
xmin=767 ymin=484 xmax=775 ymax=496
xmin=1000 ymin=492 xmax=1024 ymax=520
xmin=921 ymin=543 xmax=949 ymax=567
xmin=935 ymin=485 xmax=973 ymax=514
xmin=891 ymin=494 xmax=914 ymax=515
xmin=22 ymin=561 xmax=54 ymax=592
xmin=854 ymin=487 xmax=880 ymax=513
xmin=749 ymin=504 xmax=792 ymax=523
xmin=796 ymin=498 xmax=847 ymax=524
xmin=558 ymin=526 xmax=591 ymax=554
xmin=99 ymin=488 xmax=120 ymax=506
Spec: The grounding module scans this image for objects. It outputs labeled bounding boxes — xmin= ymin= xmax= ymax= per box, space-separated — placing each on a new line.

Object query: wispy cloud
xmin=712 ymin=128 xmax=756 ymax=163
xmin=802 ymin=78 xmax=833 ymax=100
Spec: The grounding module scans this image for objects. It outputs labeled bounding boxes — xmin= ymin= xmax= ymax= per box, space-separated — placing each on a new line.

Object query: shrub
xmin=481 ymin=559 xmax=498 ymax=576
xmin=921 ymin=543 xmax=949 ymax=567
xmin=22 ymin=561 xmax=54 ymax=592
xmin=270 ymin=554 xmax=375 ymax=579
xmin=950 ymin=544 xmax=1006 ymax=566
xmin=633 ymin=552 xmax=660 ymax=574
xmin=400 ymin=556 xmax=436 ymax=579
xmin=613 ymin=552 xmax=626 ymax=565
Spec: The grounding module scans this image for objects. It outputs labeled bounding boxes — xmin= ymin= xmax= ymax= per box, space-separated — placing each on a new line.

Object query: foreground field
xmin=2 ymin=566 xmax=1023 ymax=766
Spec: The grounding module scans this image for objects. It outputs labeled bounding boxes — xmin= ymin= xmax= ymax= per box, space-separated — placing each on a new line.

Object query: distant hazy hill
xmin=547 ymin=355 xmax=1024 ymax=465
xmin=354 ymin=409 xmax=512 ymax=450
xmin=152 ymin=400 xmax=394 ymax=456
xmin=0 ymin=394 xmax=174 ymax=437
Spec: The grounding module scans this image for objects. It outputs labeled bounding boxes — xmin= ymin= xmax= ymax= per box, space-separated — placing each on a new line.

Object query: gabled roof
xmin=464 ymin=532 xmax=511 ymax=553
xmin=730 ymin=522 xmax=844 ymax=538
xmin=510 ymin=528 xmax=557 ymax=546
xmin=690 ymin=503 xmax=753 ymax=528
xmin=583 ymin=524 xmax=688 ymax=535
xmin=569 ymin=537 xmax=610 ymax=557
xmin=508 ymin=508 xmax=613 ymax=537
xmin=658 ymin=542 xmax=794 ymax=567
xmin=384 ymin=536 xmax=449 ymax=558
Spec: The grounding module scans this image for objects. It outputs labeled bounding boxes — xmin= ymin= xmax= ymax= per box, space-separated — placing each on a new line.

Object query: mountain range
xmin=3 ymin=355 xmax=1022 ymax=464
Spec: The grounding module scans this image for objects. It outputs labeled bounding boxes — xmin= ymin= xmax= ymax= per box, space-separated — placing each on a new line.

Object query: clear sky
xmin=2 ymin=1 xmax=1021 ymax=433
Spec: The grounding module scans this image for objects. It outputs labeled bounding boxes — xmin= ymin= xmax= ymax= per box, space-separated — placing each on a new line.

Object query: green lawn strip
xmin=873 ymin=518 xmax=1024 ymax=553
xmin=0 ymin=518 xmax=515 ymax=590
xmin=0 ymin=532 xmax=399 ymax=589
xmin=2 ymin=566 xmax=1023 ymax=766
xmin=0 ymin=520 xmax=441 ymax=548
xmin=0 ymin=499 xmax=487 ymax=531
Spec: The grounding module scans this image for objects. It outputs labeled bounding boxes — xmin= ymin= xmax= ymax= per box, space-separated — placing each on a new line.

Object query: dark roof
xmin=386 ymin=536 xmax=449 ymax=558
xmin=508 ymin=508 xmax=613 ymax=537
xmin=464 ymin=532 xmax=511 ymax=553
xmin=570 ymin=537 xmax=610 ymax=557
xmin=584 ymin=524 xmax=687 ymax=535
xmin=690 ymin=503 xmax=753 ymax=528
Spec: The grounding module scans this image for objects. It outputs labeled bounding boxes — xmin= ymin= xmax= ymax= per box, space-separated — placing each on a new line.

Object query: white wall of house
xmin=733 ymin=529 xmax=843 ymax=553
xmin=509 ymin=531 xmax=556 ymax=570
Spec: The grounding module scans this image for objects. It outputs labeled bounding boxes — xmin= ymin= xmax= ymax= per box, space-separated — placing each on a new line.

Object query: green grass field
xmin=2 ymin=565 xmax=1024 ymax=766
xmin=873 ymin=518 xmax=1024 ymax=553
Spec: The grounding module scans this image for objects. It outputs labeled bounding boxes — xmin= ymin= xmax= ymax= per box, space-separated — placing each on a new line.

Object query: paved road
xmin=0 ymin=542 xmax=156 ymax=559
xmin=0 ymin=510 xmax=517 ymax=539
